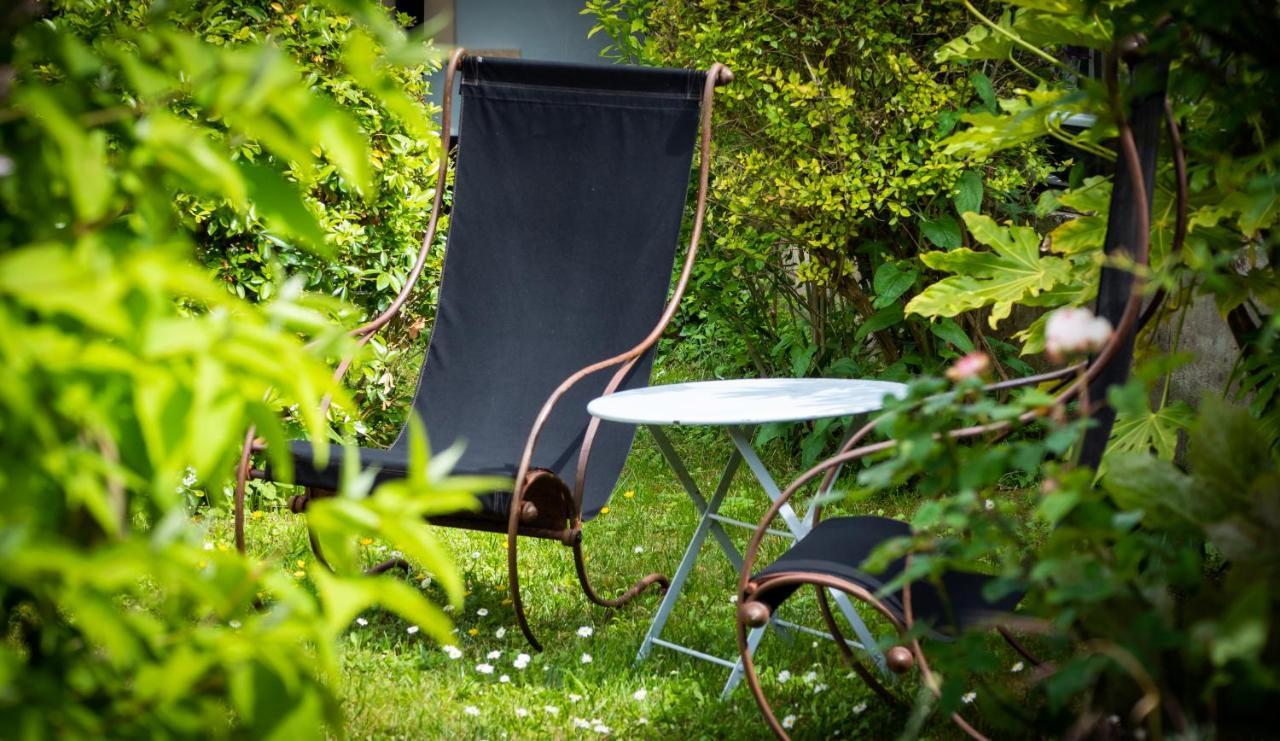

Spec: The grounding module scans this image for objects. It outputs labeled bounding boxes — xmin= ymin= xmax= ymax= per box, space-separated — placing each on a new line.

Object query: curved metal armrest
xmin=511 ymin=62 xmax=733 ymax=526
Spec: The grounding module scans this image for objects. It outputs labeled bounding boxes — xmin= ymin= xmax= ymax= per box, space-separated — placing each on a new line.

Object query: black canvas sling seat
xmin=235 ymin=50 xmax=733 ymax=650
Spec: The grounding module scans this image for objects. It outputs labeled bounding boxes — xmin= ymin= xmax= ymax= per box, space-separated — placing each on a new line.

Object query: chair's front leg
xmin=233 ymin=426 xmax=255 ymax=553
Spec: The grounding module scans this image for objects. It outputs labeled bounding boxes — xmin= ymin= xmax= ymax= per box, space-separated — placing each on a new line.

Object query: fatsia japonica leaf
xmin=906 ymin=213 xmax=1074 ymax=328
xmin=1104 ymin=381 xmax=1194 ymax=462
xmin=942 ymin=87 xmax=1110 ymax=158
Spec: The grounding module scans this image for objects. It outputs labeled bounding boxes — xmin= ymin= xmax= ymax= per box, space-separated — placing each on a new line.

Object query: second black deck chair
xmin=733 ymin=44 xmax=1170 ymax=738
xmin=232 ymin=50 xmax=734 ymax=649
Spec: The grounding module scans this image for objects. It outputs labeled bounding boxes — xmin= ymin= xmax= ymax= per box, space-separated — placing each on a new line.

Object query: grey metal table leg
xmin=648 ymin=426 xmax=744 ymax=567
xmin=636 ymin=427 xmax=742 ymax=664
xmin=725 ymin=426 xmax=888 ymax=675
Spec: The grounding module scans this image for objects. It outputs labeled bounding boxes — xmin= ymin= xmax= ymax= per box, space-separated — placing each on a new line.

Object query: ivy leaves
xmin=906 ymin=213 xmax=1075 ymax=328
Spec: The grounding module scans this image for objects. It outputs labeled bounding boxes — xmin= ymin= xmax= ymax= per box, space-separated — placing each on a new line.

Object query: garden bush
xmin=585 ymin=0 xmax=1058 ymax=463
xmin=51 ymin=0 xmax=448 ymax=445
xmin=585 ymin=1 xmax=1054 ymax=386
xmin=0 ymin=2 xmax=480 ymax=735
xmin=796 ymin=0 xmax=1279 ymax=735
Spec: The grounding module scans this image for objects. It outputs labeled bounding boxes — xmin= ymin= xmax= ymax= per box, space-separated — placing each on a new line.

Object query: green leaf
xmin=953 ymin=171 xmax=984 ymax=215
xmin=919 ymin=214 xmax=962 ymax=249
xmin=1049 ymin=215 xmax=1106 ymax=255
xmin=906 ymin=213 xmax=1074 ymax=328
xmin=970 ymin=72 xmax=997 ymax=113
xmin=872 ymin=262 xmax=918 ymax=309
xmin=1101 ymin=452 xmax=1200 ymax=530
xmin=238 ymin=163 xmax=330 ymax=255
xmin=19 ymin=88 xmax=114 ymax=222
xmin=929 ymin=318 xmax=975 ymax=352
xmin=312 ymin=569 xmax=454 ymax=645
xmin=1105 ymin=383 xmax=1193 ymax=461
xmin=856 ymin=304 xmax=904 ymax=341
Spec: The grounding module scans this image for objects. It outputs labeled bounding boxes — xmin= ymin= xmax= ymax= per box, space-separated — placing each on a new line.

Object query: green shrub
xmin=0 ymin=3 xmax=478 ymax=735
xmin=52 ymin=0 xmax=447 ymax=444
xmin=585 ymin=0 xmax=1051 ymax=387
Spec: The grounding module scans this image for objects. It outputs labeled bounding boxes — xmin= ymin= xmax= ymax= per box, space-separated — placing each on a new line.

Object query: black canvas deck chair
xmin=733 ymin=45 xmax=1171 ymax=738
xmin=233 ymin=50 xmax=733 ymax=649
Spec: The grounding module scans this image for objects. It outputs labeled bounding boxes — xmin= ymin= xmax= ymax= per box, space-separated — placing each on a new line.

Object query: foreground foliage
xmin=0 ymin=2 xmax=476 ymax=736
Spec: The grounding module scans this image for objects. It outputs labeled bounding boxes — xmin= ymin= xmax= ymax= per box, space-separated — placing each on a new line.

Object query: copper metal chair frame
xmin=232 ymin=49 xmax=734 ymax=651
xmin=734 ymin=42 xmax=1179 ymax=740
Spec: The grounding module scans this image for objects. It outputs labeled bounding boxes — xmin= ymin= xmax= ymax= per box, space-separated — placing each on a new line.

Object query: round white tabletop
xmin=587 ymin=378 xmax=908 ymax=426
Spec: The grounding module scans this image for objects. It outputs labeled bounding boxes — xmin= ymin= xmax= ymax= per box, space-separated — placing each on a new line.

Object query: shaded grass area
xmin=211 ymin=424 xmax=963 ymax=739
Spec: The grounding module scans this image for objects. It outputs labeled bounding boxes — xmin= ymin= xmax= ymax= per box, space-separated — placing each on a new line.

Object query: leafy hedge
xmin=0 ymin=1 xmax=474 ymax=735
xmin=53 ymin=0 xmax=446 ymax=443
xmin=586 ymin=0 xmax=1052 ymax=386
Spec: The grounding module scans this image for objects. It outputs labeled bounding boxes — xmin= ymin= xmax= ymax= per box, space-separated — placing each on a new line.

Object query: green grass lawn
xmin=209 ymin=423 xmax=966 ymax=739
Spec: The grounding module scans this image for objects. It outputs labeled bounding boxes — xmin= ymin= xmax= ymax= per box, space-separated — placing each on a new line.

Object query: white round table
xmin=587 ymin=377 xmax=906 ymax=426
xmin=589 ymin=378 xmax=907 ymax=697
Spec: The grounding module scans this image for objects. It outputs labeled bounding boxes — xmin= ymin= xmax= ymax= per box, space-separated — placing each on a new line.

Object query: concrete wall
xmin=423 ymin=0 xmax=610 ymax=131
xmin=455 ymin=0 xmax=607 ymax=64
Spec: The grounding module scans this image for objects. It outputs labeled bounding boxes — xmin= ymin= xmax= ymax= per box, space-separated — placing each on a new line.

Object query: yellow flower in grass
xmin=251 ymin=510 xmax=264 ymax=520
xmin=360 ymin=537 xmax=374 ymax=546
xmin=293 ymin=570 xmax=306 ymax=579
xmin=296 ymin=559 xmax=306 ymax=568
xmin=502 ymin=598 xmax=513 ymax=606
xmin=599 ymin=506 xmax=610 ymax=515
xmin=468 ymin=628 xmax=479 ymax=636
xmin=623 ymin=490 xmax=635 ymax=499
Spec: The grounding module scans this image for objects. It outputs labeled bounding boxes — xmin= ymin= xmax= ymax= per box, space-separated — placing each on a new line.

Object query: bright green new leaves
xmin=906 ymin=213 xmax=1074 ymax=328
xmin=1105 ymin=381 xmax=1194 ymax=463
xmin=0 ymin=3 xmax=469 ymax=737
xmin=936 ymin=6 xmax=1110 ymax=63
xmin=942 ymin=87 xmax=1113 ymax=159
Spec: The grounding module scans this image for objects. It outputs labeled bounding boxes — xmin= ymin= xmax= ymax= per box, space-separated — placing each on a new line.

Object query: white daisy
xmin=471 ymin=551 xmax=480 ymax=560
xmin=464 ymin=706 xmax=479 ymax=717
xmin=813 ymin=683 xmax=828 ymax=694
xmin=580 ymin=653 xmax=593 ymax=664
xmin=633 ymin=546 xmax=643 ymax=554
xmin=477 ymin=608 xmax=489 ymax=617
xmin=407 ymin=625 xmax=420 ymax=635
xmin=487 ymin=650 xmax=501 ymax=660
xmin=852 ymin=701 xmax=867 ymax=714
xmin=1011 ymin=661 xmax=1025 ymax=673
xmin=444 ymin=645 xmax=463 ymax=660
xmin=577 ymin=625 xmax=594 ymax=638
xmin=544 ymin=706 xmax=560 ymax=715
xmin=593 ymin=724 xmax=611 ymax=735
xmin=984 ymin=499 xmax=995 ymax=511
xmin=573 ymin=718 xmax=591 ymax=729
xmin=782 ymin=715 xmax=796 ymax=730
xmin=499 ymin=674 xmax=510 ymax=683
xmin=495 ymin=627 xmax=507 ymax=639
xmin=632 ymin=688 xmax=647 ymax=701
xmin=961 ymin=691 xmax=977 ymax=704
xmin=569 ymin=693 xmax=582 ymax=703
xmin=515 ymin=707 xmax=528 ymax=718
xmin=638 ymin=718 xmax=648 ymax=725
xmin=777 ymin=670 xmax=791 ymax=684
xmin=476 ymin=663 xmax=494 ymax=674
xmin=802 ymin=670 xmax=818 ymax=684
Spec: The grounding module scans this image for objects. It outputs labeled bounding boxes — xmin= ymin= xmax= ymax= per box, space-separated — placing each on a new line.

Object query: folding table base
xmin=634 ymin=425 xmax=887 ymax=699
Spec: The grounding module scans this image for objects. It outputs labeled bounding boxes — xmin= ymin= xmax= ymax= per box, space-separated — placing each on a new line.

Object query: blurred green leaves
xmin=0 ymin=1 xmax=470 ymax=736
